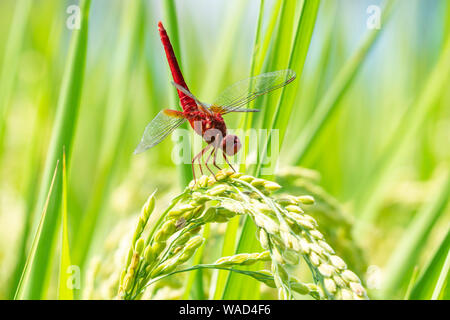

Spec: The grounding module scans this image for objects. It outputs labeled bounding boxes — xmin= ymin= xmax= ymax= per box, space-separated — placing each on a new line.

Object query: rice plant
xmin=0 ymin=0 xmax=448 ymax=301
xmin=116 ymin=169 xmax=367 ymax=300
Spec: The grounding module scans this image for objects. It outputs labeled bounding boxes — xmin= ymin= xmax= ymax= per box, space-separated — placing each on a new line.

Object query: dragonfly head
xmin=222 ymin=134 xmax=241 ymax=156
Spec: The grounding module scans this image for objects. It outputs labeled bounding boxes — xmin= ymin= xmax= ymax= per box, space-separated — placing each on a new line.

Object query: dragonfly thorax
xmin=186 ymin=110 xmax=240 ymax=155
xmin=186 ymin=111 xmax=227 ymax=145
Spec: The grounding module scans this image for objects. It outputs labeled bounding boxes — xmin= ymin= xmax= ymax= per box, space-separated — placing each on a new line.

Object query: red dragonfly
xmin=134 ymin=22 xmax=296 ymax=181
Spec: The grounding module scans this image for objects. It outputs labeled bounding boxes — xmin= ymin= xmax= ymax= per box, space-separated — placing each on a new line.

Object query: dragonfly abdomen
xmin=158 ymin=22 xmax=197 ymax=114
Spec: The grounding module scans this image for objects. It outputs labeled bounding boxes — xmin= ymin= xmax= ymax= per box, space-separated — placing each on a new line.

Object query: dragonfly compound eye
xmin=223 ymin=135 xmax=241 ymax=156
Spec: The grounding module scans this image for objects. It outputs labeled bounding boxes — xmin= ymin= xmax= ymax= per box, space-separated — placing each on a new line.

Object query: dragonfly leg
xmin=222 ymin=150 xmax=236 ymax=172
xmin=198 ymin=156 xmax=203 ymax=176
xmin=191 ymin=150 xmax=203 ymax=184
xmin=191 ymin=155 xmax=198 ymax=185
xmin=211 ymin=133 xmax=222 ymax=171
xmin=192 ymin=144 xmax=212 ymax=180
xmin=204 ymin=145 xmax=216 ymax=178
xmin=212 ymin=147 xmax=222 ymax=171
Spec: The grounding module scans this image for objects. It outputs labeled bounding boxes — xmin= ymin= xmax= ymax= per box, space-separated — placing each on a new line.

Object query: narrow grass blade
xmin=14 ymin=161 xmax=59 ymax=299
xmin=223 ymin=1 xmax=293 ymax=299
xmin=182 ymin=224 xmax=210 ymax=299
xmin=289 ymin=0 xmax=396 ymax=165
xmin=162 ymin=0 xmax=193 ymax=187
xmin=200 ymin=0 xmax=248 ymax=99
xmin=147 ymin=265 xmax=277 ymax=292
xmin=222 ymin=0 xmax=320 ymax=300
xmin=58 ymin=150 xmax=73 ymax=300
xmin=221 ymin=217 xmax=264 ymax=299
xmin=403 ymin=266 xmax=419 ymax=300
xmin=212 ymin=216 xmax=240 ymax=299
xmin=409 ymin=228 xmax=450 ymax=300
xmin=252 ymin=0 xmax=282 ymax=77
xmin=0 ymin=0 xmax=32 ymax=154
xmin=264 ymin=0 xmax=297 ymax=73
xmin=215 ymin=0 xmax=265 ymax=300
xmin=381 ymin=171 xmax=450 ymax=298
xmin=239 ymin=0 xmax=266 ymax=173
xmin=6 ymin=6 xmax=65 ymax=298
xmin=257 ymin=0 xmax=298 ymax=132
xmin=354 ymin=25 xmax=450 ymax=236
xmin=16 ymin=0 xmax=91 ymax=299
xmin=73 ymin=0 xmax=144 ymax=270
xmin=431 ymin=239 xmax=450 ymax=300
xmin=291 ymin=0 xmax=337 ymax=127
xmin=255 ymin=0 xmax=321 ymax=177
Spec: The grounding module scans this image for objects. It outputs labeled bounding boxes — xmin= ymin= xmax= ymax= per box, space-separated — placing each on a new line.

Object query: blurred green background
xmin=0 ymin=0 xmax=448 ymax=300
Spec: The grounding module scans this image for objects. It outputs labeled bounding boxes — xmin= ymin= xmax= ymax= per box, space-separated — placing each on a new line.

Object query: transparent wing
xmin=211 ymin=69 xmax=296 ymax=114
xmin=134 ymin=109 xmax=186 ymax=154
xmin=231 ymin=108 xmax=259 ymax=113
xmin=171 ymin=81 xmax=212 ymax=114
